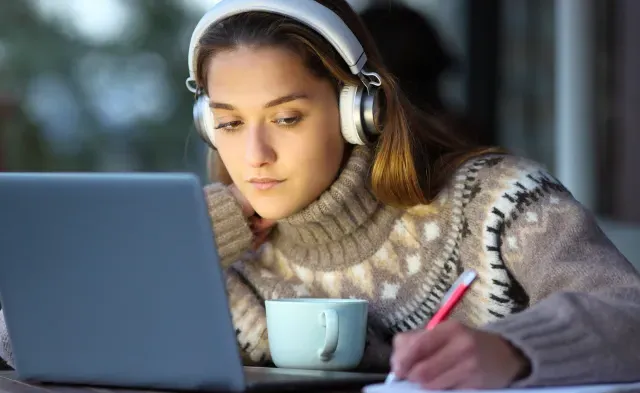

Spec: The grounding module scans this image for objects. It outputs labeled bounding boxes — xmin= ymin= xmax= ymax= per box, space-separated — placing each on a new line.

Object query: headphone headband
xmin=186 ymin=0 xmax=367 ymax=92
xmin=186 ymin=0 xmax=383 ymax=147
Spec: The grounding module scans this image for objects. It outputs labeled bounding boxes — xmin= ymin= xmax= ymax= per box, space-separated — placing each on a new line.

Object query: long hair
xmin=194 ymin=0 xmax=500 ymax=208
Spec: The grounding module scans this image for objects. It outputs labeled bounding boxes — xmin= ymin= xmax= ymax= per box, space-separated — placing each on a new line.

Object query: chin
xmin=254 ymin=207 xmax=294 ymax=221
xmin=252 ymin=201 xmax=299 ymax=221
xmin=247 ymin=185 xmax=323 ymax=221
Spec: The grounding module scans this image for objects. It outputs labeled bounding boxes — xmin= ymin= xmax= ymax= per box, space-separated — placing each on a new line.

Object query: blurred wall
xmin=613 ymin=0 xmax=640 ymax=223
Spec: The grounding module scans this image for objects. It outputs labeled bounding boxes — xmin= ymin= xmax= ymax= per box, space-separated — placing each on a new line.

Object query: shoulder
xmin=392 ymin=153 xmax=585 ymax=255
xmin=448 ymin=153 xmax=599 ymax=257
xmin=403 ymin=153 xmax=581 ymax=228
xmin=453 ymin=154 xmax=573 ymax=216
xmin=405 ymin=154 xmax=573 ymax=223
xmin=461 ymin=154 xmax=566 ymax=198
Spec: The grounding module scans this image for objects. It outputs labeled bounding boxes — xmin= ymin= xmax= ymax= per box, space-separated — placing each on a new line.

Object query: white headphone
xmin=185 ymin=0 xmax=383 ymax=148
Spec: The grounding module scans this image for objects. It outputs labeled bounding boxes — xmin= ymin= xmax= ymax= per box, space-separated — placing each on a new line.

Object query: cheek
xmin=293 ymin=114 xmax=345 ymax=185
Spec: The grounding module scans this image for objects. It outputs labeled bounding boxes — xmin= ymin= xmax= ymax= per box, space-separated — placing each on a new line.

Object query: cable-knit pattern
xmin=272 ymin=146 xmax=402 ymax=269
xmin=0 ymin=311 xmax=15 ymax=368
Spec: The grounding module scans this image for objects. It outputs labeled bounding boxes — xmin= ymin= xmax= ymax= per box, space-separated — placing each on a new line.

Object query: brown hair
xmin=194 ymin=0 xmax=501 ymax=208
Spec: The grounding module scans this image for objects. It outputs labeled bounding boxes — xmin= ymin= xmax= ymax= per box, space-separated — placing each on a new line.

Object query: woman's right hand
xmin=228 ymin=183 xmax=275 ymax=250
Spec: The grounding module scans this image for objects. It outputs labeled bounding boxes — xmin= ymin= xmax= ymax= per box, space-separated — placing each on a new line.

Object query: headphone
xmin=185 ymin=0 xmax=383 ymax=148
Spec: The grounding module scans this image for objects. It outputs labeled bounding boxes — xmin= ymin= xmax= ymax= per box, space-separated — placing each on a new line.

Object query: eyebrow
xmin=209 ymin=93 xmax=309 ymax=110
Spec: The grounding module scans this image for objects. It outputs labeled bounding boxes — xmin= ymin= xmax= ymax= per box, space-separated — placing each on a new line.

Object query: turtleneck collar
xmin=272 ymin=145 xmax=402 ymax=270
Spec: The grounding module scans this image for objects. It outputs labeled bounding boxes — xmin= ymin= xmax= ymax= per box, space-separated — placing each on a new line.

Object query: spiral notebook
xmin=363 ymin=380 xmax=640 ymax=393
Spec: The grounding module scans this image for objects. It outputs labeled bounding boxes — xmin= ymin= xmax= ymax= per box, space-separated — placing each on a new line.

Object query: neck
xmin=272 ymin=146 xmax=401 ymax=270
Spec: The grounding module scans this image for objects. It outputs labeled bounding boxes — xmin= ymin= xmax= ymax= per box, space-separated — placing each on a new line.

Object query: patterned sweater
xmin=2 ymin=146 xmax=640 ymax=387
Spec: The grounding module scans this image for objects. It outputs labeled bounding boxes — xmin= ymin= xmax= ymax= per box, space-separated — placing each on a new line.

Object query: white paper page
xmin=363 ymin=380 xmax=640 ymax=393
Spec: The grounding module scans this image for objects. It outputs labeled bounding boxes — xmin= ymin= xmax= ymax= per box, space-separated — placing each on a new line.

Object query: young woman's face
xmin=206 ymin=46 xmax=345 ymax=220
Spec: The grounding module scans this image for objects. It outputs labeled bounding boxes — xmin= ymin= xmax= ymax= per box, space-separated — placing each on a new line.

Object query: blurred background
xmin=0 ymin=0 xmax=638 ymax=265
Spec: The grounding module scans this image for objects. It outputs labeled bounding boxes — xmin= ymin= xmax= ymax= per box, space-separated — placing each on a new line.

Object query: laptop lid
xmin=0 ymin=172 xmax=246 ymax=392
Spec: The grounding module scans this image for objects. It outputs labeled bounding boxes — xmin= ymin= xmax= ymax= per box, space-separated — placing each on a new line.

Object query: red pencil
xmin=385 ymin=269 xmax=477 ymax=384
xmin=425 ymin=269 xmax=477 ymax=330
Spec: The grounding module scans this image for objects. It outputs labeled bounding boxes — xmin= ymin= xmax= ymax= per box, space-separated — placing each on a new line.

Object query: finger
xmin=404 ymin=335 xmax=466 ymax=382
xmin=392 ymin=330 xmax=422 ymax=351
xmin=418 ymin=357 xmax=477 ymax=391
xmin=253 ymin=217 xmax=276 ymax=231
xmin=392 ymin=329 xmax=449 ymax=378
xmin=451 ymin=373 xmax=485 ymax=391
xmin=390 ymin=330 xmax=422 ymax=370
xmin=251 ymin=229 xmax=272 ymax=251
xmin=253 ymin=228 xmax=272 ymax=241
xmin=248 ymin=215 xmax=275 ymax=231
xmin=252 ymin=231 xmax=268 ymax=249
xmin=391 ymin=331 xmax=427 ymax=377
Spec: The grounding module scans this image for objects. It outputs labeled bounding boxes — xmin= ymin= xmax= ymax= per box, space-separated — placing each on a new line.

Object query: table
xmin=0 ymin=372 xmax=367 ymax=393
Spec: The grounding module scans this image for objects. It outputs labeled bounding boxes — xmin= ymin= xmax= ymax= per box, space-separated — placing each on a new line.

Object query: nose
xmin=244 ymin=123 xmax=276 ymax=168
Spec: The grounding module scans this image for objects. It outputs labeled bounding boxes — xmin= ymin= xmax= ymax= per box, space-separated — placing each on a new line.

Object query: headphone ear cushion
xmin=193 ymin=95 xmax=217 ymax=149
xmin=339 ymin=85 xmax=365 ymax=145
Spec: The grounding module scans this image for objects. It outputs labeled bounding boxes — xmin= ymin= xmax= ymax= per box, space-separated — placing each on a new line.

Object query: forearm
xmin=483 ymin=286 xmax=640 ymax=387
xmin=488 ymin=180 xmax=640 ymax=386
xmin=204 ymin=184 xmax=253 ymax=268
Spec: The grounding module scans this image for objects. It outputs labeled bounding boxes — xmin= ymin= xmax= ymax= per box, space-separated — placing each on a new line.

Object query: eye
xmin=273 ymin=115 xmax=302 ymax=128
xmin=214 ymin=120 xmax=243 ymax=131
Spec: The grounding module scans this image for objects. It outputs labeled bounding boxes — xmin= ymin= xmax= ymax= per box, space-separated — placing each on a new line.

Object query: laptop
xmin=0 ymin=172 xmax=385 ymax=392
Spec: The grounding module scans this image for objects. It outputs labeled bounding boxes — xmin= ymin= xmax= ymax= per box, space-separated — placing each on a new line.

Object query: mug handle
xmin=317 ymin=309 xmax=339 ymax=361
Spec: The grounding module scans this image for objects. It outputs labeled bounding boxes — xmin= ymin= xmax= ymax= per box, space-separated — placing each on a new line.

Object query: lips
xmin=248 ymin=178 xmax=284 ymax=191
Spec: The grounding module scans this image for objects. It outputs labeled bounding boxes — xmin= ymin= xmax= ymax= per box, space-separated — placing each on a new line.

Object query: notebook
xmin=363 ymin=380 xmax=640 ymax=393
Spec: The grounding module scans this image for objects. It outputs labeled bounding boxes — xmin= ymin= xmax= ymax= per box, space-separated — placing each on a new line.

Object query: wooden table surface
xmin=0 ymin=371 xmax=367 ymax=393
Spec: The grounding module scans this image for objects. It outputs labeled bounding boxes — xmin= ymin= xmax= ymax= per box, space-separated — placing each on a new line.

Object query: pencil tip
xmin=384 ymin=372 xmax=398 ymax=384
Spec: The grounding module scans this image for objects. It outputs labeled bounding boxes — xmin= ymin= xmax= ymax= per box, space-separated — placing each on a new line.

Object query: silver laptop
xmin=0 ymin=172 xmax=385 ymax=392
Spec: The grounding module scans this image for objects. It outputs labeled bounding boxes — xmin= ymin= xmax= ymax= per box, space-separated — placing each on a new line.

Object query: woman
xmin=190 ymin=0 xmax=640 ymax=389
xmin=3 ymin=0 xmax=640 ymax=389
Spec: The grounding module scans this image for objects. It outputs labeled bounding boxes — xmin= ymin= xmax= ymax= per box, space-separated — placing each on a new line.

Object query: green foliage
xmin=0 ymin=0 xmax=207 ymax=177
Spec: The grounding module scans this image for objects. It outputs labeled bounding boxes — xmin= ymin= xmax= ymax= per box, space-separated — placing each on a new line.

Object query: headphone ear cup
xmin=339 ymin=83 xmax=381 ymax=145
xmin=339 ymin=85 xmax=366 ymax=145
xmin=193 ymin=95 xmax=217 ymax=149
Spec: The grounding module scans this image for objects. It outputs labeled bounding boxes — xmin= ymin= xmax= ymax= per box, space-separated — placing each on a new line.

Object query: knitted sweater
xmin=2 ymin=146 xmax=640 ymax=387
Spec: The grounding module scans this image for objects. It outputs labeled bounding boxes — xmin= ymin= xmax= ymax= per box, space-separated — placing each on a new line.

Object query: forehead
xmin=206 ymin=46 xmax=320 ymax=105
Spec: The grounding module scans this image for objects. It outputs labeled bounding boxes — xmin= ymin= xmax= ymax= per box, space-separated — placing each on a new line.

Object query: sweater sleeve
xmin=205 ymin=183 xmax=270 ymax=363
xmin=225 ymin=267 xmax=271 ymax=365
xmin=479 ymin=168 xmax=640 ymax=387
xmin=0 ymin=310 xmax=14 ymax=368
xmin=204 ymin=183 xmax=253 ymax=268
xmin=197 ymin=184 xmax=275 ymax=364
